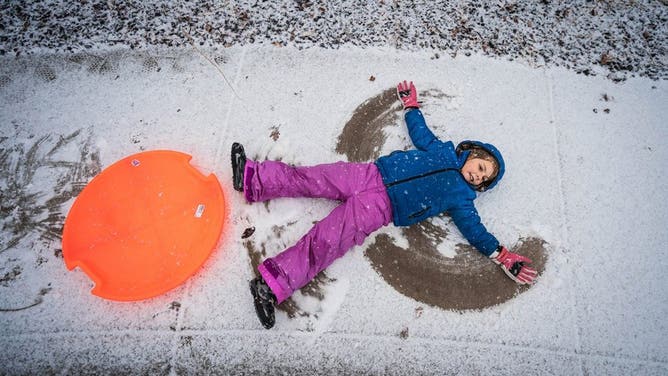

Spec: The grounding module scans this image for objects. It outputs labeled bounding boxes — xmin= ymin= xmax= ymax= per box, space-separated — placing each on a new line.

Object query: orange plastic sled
xmin=62 ymin=150 xmax=226 ymax=301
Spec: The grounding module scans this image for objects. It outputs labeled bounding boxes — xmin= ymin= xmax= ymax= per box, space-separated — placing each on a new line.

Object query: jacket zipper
xmin=384 ymin=167 xmax=461 ymax=188
xmin=408 ymin=206 xmax=430 ymax=219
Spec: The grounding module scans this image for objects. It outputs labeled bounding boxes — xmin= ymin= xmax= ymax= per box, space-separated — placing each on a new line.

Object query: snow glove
xmin=397 ymin=80 xmax=420 ymax=109
xmin=491 ymin=246 xmax=537 ymax=284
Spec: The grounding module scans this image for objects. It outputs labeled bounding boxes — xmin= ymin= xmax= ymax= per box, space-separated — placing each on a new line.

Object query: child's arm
xmin=449 ymin=204 xmax=537 ymax=284
xmin=397 ymin=81 xmax=441 ymax=151
xmin=405 ymin=109 xmax=441 ymax=151
xmin=448 ymin=203 xmax=499 ymax=256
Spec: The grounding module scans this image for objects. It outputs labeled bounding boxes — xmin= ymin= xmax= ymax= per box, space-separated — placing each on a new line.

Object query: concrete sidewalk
xmin=0 ymin=46 xmax=666 ymax=375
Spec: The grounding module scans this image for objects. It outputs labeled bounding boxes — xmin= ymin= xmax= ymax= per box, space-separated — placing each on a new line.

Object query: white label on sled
xmin=195 ymin=204 xmax=205 ymax=218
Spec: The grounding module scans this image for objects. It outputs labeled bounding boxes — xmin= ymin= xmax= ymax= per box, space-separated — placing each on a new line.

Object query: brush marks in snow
xmin=0 ymin=127 xmax=100 ymax=310
xmin=0 ymin=127 xmax=101 ymax=251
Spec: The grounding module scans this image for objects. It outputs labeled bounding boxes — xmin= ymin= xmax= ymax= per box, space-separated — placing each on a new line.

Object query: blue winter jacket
xmin=374 ymin=109 xmax=505 ymax=257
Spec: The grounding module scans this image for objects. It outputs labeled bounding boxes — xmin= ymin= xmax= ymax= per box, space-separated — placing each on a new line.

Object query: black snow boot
xmin=249 ymin=276 xmax=277 ymax=329
xmin=231 ymin=142 xmax=246 ymax=192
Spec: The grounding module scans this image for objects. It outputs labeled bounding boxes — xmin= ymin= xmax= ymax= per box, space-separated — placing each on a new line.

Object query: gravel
xmin=0 ymin=0 xmax=666 ymax=81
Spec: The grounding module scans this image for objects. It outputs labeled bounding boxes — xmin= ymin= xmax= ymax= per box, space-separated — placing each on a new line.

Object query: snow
xmin=1 ymin=29 xmax=667 ymax=376
xmin=2 ymin=1 xmax=666 ymax=81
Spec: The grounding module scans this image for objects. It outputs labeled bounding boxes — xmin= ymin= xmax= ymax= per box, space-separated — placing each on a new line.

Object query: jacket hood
xmin=456 ymin=140 xmax=505 ymax=192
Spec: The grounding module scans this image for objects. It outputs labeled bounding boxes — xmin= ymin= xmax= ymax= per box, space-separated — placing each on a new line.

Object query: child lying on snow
xmin=232 ymin=81 xmax=537 ymax=329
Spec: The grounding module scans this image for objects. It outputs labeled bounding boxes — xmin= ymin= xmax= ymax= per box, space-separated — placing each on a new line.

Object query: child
xmin=232 ymin=81 xmax=537 ymax=329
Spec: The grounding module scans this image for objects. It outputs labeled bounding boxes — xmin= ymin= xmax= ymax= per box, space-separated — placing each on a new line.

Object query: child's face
xmin=461 ymin=158 xmax=496 ymax=186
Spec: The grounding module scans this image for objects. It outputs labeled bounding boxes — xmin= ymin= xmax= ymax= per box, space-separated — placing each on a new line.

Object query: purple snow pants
xmin=243 ymin=160 xmax=393 ymax=304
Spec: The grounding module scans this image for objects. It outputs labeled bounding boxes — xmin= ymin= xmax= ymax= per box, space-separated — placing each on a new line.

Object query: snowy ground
xmin=1 ymin=1 xmax=668 ymax=375
xmin=1 ymin=45 xmax=666 ymax=375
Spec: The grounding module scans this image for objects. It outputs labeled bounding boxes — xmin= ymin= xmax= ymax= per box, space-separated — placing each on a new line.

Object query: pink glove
xmin=397 ymin=80 xmax=420 ymax=109
xmin=491 ymin=246 xmax=537 ymax=284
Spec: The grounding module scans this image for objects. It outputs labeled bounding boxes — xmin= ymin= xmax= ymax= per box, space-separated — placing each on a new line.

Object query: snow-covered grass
xmin=1 ymin=1 xmax=666 ymax=81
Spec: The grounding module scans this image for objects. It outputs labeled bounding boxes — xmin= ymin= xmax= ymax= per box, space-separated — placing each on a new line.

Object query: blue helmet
xmin=456 ymin=140 xmax=505 ymax=192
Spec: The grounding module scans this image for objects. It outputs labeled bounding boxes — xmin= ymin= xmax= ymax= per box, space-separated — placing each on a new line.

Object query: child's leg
xmin=243 ymin=160 xmax=380 ymax=203
xmin=257 ymin=181 xmax=392 ymax=304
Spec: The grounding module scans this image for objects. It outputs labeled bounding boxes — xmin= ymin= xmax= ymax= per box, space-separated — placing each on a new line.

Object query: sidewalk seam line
xmin=213 ymin=46 xmax=248 ymax=170
xmin=167 ymin=46 xmax=249 ymax=375
xmin=545 ymin=69 xmax=583 ymax=375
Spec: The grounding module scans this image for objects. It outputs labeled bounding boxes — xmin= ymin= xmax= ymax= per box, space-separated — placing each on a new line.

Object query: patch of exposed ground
xmin=335 ymin=87 xmax=402 ymax=162
xmin=366 ymin=225 xmax=547 ymax=310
